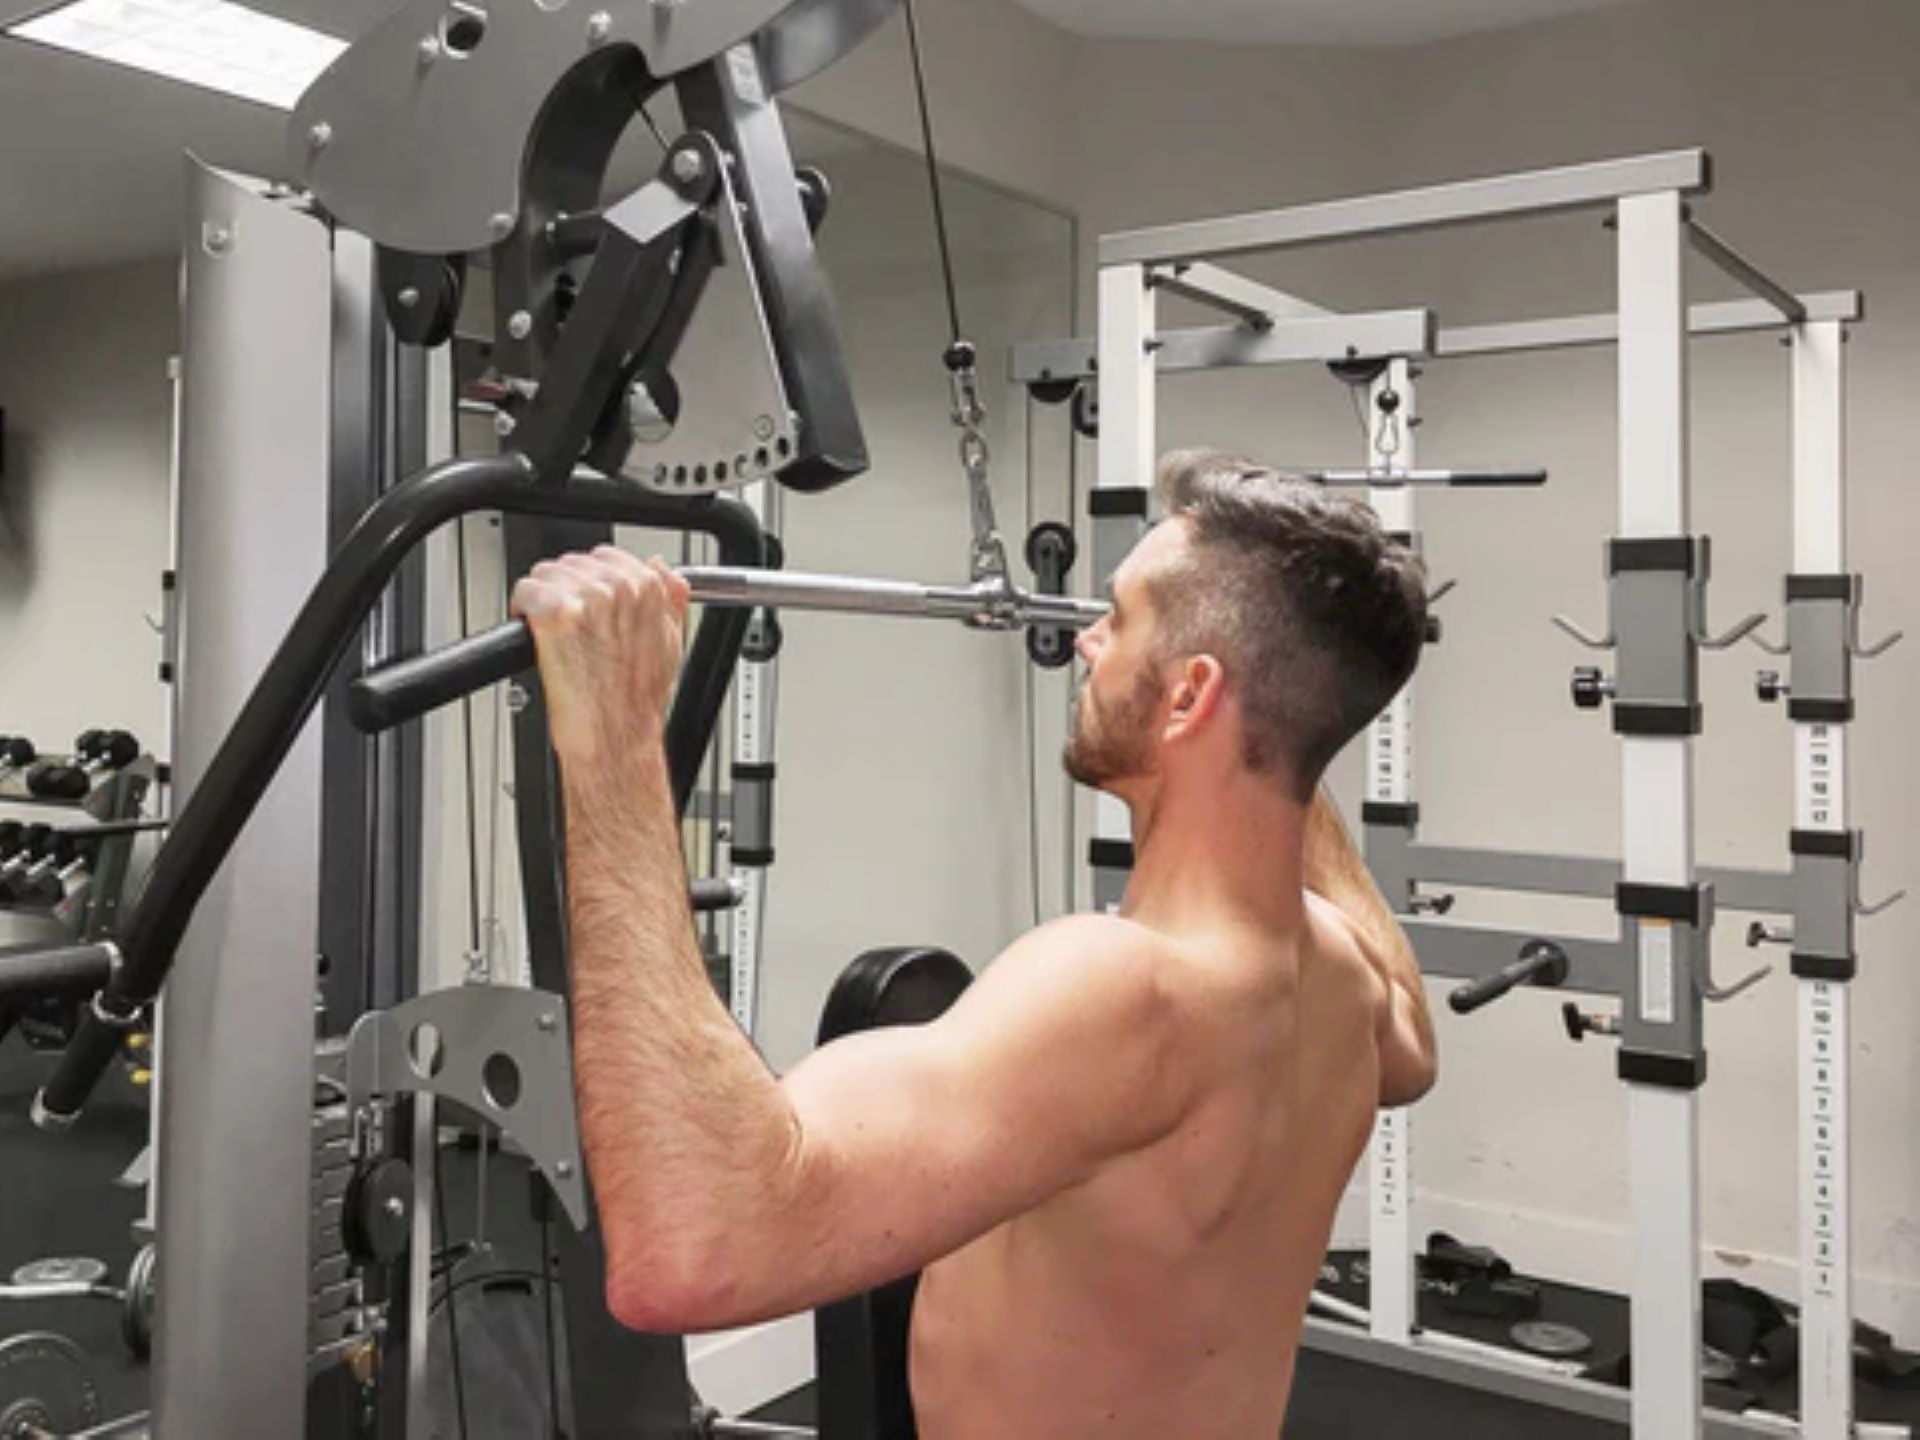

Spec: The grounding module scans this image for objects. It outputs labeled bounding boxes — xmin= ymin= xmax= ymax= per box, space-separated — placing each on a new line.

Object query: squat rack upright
xmin=1013 ymin=146 xmax=1898 ymax=1440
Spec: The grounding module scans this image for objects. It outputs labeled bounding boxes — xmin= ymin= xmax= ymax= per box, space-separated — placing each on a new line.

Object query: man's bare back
xmin=910 ymin=904 xmax=1385 ymax=1440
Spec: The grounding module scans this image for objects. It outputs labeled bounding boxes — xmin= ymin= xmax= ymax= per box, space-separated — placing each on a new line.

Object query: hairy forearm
xmin=1304 ymin=792 xmax=1414 ymax=978
xmin=561 ymin=737 xmax=800 ymax=1305
xmin=1303 ymin=790 xmax=1434 ymax=1072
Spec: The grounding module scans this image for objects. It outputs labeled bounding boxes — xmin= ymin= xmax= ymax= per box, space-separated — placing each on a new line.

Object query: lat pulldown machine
xmin=0 ymin=1 xmax=1101 ymax=1436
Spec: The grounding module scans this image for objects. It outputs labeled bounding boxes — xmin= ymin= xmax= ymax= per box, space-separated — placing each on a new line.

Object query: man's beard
xmin=1063 ymin=670 xmax=1162 ymax=788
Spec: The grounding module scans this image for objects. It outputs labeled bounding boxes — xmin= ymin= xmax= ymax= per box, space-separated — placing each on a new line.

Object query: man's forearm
xmin=1303 ymin=790 xmax=1423 ymax=1001
xmin=561 ymin=735 xmax=798 ymax=1293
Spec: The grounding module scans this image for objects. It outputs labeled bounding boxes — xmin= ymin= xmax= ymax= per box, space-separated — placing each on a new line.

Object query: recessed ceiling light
xmin=6 ymin=0 xmax=347 ymax=111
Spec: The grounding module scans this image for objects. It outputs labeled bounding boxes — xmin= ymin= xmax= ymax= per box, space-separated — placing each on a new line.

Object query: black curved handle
xmin=350 ymin=621 xmax=534 ymax=733
xmin=1448 ymin=941 xmax=1571 ymax=1015
xmin=40 ymin=456 xmax=765 ymax=1128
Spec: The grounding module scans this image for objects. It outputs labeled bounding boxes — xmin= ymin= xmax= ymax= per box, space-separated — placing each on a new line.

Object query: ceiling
xmin=1007 ymin=0 xmax=1642 ymax=47
xmin=0 ymin=0 xmax=1647 ymax=279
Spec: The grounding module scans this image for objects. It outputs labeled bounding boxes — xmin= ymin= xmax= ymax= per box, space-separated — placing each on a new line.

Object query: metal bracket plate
xmin=347 ymin=987 xmax=588 ymax=1229
xmin=289 ymin=0 xmax=899 ymax=255
xmin=620 ymin=159 xmax=798 ymax=493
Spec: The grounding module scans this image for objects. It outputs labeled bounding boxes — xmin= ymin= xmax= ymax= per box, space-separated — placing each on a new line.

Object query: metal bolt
xmin=671 ymin=148 xmax=706 ymax=185
xmin=418 ymin=35 xmax=440 ymax=65
xmin=202 ymin=224 xmax=232 ymax=256
xmin=586 ymin=10 xmax=612 ymax=45
xmin=507 ymin=309 xmax=534 ymax=340
xmin=752 ymin=414 xmax=776 ymax=442
xmin=308 ymin=122 xmax=333 ymax=151
xmin=494 ymin=411 xmax=518 ymax=438
xmin=556 ymin=1161 xmax=574 ymax=1179
xmin=506 ymin=684 xmax=531 ymax=714
xmin=397 ymin=287 xmax=421 ymax=310
xmin=488 ymin=211 xmax=516 ymax=241
xmin=538 ymin=1013 xmax=558 ymax=1032
xmin=383 ymin=1196 xmax=405 ymax=1221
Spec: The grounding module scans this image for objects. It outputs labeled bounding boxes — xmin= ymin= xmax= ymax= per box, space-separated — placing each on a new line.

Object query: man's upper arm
xmin=1304 ymin=891 xmax=1435 ymax=1109
xmin=720 ymin=916 xmax=1196 ymax=1321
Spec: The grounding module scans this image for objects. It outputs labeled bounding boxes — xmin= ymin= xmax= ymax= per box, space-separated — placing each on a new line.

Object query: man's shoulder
xmin=980 ymin=914 xmax=1183 ymax=1025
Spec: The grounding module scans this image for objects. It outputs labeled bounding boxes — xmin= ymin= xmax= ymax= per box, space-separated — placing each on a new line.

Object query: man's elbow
xmin=1378 ymin=1044 xmax=1438 ymax=1109
xmin=604 ymin=1229 xmax=744 ymax=1336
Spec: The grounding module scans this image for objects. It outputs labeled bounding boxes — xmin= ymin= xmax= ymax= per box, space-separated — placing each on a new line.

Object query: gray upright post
xmin=1363 ymin=359 xmax=1419 ymax=1345
xmin=153 ymin=160 xmax=334 ymax=1440
xmin=1615 ymin=188 xmax=1703 ymax=1440
xmin=1088 ymin=263 xmax=1155 ymax=908
xmin=1788 ymin=320 xmax=1854 ymax=1440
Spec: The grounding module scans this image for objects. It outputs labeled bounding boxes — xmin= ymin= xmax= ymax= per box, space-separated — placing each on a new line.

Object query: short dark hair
xmin=1149 ymin=449 xmax=1428 ymax=800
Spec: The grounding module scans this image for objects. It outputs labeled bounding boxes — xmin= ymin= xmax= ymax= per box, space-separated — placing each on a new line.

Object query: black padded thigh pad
xmin=813 ymin=947 xmax=974 ymax=1440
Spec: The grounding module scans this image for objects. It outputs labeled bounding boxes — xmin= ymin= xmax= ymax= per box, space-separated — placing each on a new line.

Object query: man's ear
xmin=1164 ymin=653 xmax=1227 ymax=745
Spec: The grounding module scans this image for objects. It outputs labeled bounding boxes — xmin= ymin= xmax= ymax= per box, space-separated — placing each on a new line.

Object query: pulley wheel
xmin=1510 ymin=1319 xmax=1593 ymax=1358
xmin=0 ymin=1333 xmax=104 ymax=1439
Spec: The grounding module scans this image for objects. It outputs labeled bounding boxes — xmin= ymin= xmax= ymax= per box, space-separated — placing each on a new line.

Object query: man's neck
xmin=1117 ymin=770 xmax=1308 ymax=937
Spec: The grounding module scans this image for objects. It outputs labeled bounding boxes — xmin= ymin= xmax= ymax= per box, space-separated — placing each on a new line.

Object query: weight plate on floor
xmin=123 ymin=1244 xmax=157 ymax=1360
xmin=9 ymin=1257 xmax=108 ymax=1288
xmin=1510 ymin=1320 xmax=1594 ymax=1358
xmin=0 ymin=1332 xmax=104 ymax=1439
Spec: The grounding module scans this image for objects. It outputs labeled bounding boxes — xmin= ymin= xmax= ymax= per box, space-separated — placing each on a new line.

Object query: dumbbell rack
xmin=0 ymin=754 xmax=158 ymax=1038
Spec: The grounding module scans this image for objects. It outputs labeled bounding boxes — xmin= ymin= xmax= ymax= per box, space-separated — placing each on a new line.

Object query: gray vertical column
xmin=153 ymin=160 xmax=334 ymax=1440
xmin=1088 ymin=264 xmax=1154 ymax=912
xmin=1614 ymin=187 xmax=1703 ymax=1440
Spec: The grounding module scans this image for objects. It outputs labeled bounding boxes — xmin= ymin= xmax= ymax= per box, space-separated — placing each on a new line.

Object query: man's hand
xmin=510 ymin=545 xmax=691 ymax=764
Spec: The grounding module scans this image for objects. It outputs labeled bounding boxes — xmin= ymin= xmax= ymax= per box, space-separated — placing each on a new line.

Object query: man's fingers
xmin=510 ymin=575 xmax=576 ymax=623
xmin=646 ymin=555 xmax=693 ymax=623
xmin=517 ymin=547 xmax=691 ymax=635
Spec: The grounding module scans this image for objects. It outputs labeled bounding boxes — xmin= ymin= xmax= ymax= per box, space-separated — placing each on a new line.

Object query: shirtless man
xmin=514 ymin=448 xmax=1437 ymax=1438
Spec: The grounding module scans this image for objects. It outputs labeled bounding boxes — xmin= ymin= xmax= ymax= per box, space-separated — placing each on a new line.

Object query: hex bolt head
xmin=586 ymin=11 xmax=612 ymax=45
xmin=671 ymin=148 xmax=706 ymax=186
xmin=308 ymin=122 xmax=333 ymax=151
xmin=507 ymin=310 xmax=534 ymax=341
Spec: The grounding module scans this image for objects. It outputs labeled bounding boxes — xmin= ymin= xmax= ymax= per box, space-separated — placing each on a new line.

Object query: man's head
xmin=1065 ymin=449 xmax=1428 ymax=805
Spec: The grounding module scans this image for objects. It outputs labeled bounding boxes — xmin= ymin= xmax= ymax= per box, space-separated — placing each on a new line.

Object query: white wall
xmin=0 ymin=260 xmax=174 ymax=755
xmin=1050 ymin=0 xmax=1920 ymax=1333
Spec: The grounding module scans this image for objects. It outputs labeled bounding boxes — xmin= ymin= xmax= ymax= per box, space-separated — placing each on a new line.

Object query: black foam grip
xmin=0 ymin=941 xmax=113 ymax=1003
xmin=349 ymin=622 xmax=535 ymax=733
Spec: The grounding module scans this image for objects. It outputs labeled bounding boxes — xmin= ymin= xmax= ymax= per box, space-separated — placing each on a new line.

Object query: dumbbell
xmin=0 ymin=824 xmax=56 ymax=884
xmin=77 ymin=730 xmax=140 ymax=774
xmin=0 ymin=735 xmax=36 ymax=780
xmin=0 ymin=834 xmax=80 ymax=905
xmin=26 ymin=730 xmax=139 ymax=801
xmin=0 ymin=820 xmax=25 ymax=859
xmin=6 ymin=835 xmax=98 ymax=908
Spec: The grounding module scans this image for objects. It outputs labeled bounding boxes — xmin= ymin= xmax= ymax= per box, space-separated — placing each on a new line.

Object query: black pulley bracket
xmin=344 ymin=1157 xmax=416 ymax=1266
xmin=1024 ymin=521 xmax=1080 ymax=670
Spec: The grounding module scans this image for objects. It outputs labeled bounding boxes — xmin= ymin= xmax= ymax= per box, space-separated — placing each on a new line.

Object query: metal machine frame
xmin=0 ymin=3 xmax=1102 ymax=1437
xmin=1014 ymin=148 xmax=1900 ymax=1440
